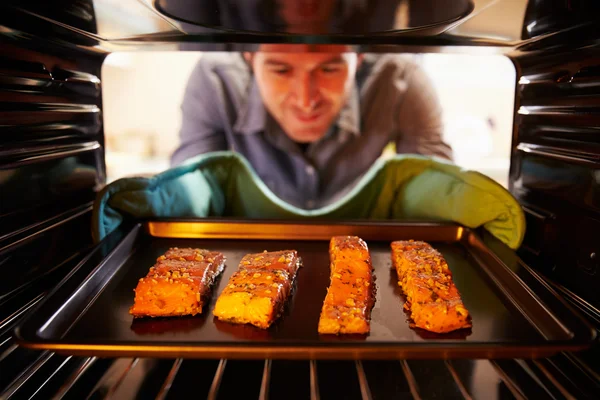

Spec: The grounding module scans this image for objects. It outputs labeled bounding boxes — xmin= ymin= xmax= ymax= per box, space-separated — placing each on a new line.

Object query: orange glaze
xmin=130 ymin=248 xmax=225 ymax=318
xmin=318 ymin=236 xmax=375 ymax=335
xmin=151 ymin=259 xmax=210 ymax=278
xmin=162 ymin=247 xmax=224 ymax=263
xmin=213 ymin=250 xmax=300 ymax=329
xmin=130 ymin=275 xmax=204 ymax=317
xmin=391 ymin=240 xmax=471 ymax=333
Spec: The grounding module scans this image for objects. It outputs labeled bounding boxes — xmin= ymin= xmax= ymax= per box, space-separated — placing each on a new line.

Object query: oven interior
xmin=1 ymin=0 xmax=599 ymax=398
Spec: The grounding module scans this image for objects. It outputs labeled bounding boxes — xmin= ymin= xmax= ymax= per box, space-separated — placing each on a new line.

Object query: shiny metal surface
xmin=258 ymin=359 xmax=271 ymax=400
xmin=146 ymin=219 xmax=465 ymax=241
xmin=155 ymin=358 xmax=182 ymax=400
xmin=153 ymin=0 xmax=475 ymax=35
xmin=2 ymin=252 xmax=599 ymax=398
xmin=0 ymin=0 xmax=598 ymax=52
xmin=355 ymin=360 xmax=373 ymax=400
xmin=310 ymin=359 xmax=320 ymax=400
xmin=14 ymin=221 xmax=596 ymax=361
xmin=511 ymin=35 xmax=600 ymax=310
xmin=207 ymin=359 xmax=227 ymax=400
xmin=0 ymin=32 xmax=105 ymax=240
xmin=1 ymin=353 xmax=598 ymax=399
xmin=1 ymin=1 xmax=599 ymax=399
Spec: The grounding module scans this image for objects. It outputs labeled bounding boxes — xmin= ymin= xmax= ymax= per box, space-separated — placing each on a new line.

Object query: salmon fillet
xmin=213 ymin=250 xmax=301 ymax=329
xmin=391 ymin=240 xmax=471 ymax=333
xmin=318 ymin=236 xmax=375 ymax=335
xmin=129 ymin=248 xmax=225 ymax=318
xmin=162 ymin=247 xmax=222 ymax=262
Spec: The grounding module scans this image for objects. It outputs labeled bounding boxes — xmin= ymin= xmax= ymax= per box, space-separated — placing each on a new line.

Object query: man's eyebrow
xmin=262 ymin=55 xmax=347 ymax=68
xmin=263 ymin=59 xmax=293 ymax=68
xmin=319 ymin=56 xmax=346 ymax=65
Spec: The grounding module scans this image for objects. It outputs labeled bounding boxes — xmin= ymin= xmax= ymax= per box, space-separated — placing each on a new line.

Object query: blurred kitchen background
xmin=102 ymin=51 xmax=515 ymax=187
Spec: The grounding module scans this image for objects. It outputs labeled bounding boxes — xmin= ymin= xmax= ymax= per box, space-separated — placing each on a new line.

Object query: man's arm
xmin=394 ymin=61 xmax=453 ymax=161
xmin=171 ymin=59 xmax=228 ymax=166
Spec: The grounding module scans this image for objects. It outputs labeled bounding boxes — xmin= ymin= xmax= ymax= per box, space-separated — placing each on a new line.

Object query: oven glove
xmin=92 ymin=151 xmax=525 ymax=249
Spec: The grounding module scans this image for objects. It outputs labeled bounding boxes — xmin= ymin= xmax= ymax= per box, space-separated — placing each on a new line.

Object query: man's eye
xmin=270 ymin=68 xmax=291 ymax=75
xmin=321 ymin=66 xmax=342 ymax=74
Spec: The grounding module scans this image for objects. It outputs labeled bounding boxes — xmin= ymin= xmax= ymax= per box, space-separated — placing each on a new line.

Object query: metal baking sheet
xmin=15 ymin=220 xmax=596 ymax=359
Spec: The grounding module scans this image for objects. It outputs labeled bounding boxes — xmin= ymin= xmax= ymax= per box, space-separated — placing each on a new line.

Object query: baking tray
xmin=15 ymin=220 xmax=596 ymax=359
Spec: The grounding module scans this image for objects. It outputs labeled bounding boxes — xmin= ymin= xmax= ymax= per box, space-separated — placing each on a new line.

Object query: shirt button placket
xmin=304 ymin=165 xmax=318 ymax=209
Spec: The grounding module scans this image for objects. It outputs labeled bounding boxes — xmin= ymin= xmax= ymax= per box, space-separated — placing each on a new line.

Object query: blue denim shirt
xmin=171 ymin=53 xmax=452 ymax=209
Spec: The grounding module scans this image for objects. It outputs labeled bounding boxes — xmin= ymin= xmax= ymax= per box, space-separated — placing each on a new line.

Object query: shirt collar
xmin=233 ymin=79 xmax=266 ymax=135
xmin=233 ymin=79 xmax=361 ymax=137
xmin=337 ymin=84 xmax=361 ymax=137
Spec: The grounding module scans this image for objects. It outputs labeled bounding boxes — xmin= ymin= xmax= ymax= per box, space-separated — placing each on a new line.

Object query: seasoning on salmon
xmin=391 ymin=240 xmax=471 ymax=333
xmin=213 ymin=250 xmax=301 ymax=329
xmin=162 ymin=247 xmax=216 ymax=262
xmin=318 ymin=236 xmax=375 ymax=335
xmin=129 ymin=248 xmax=225 ymax=318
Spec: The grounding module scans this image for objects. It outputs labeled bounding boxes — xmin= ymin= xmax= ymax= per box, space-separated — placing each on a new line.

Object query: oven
xmin=1 ymin=1 xmax=599 ymax=399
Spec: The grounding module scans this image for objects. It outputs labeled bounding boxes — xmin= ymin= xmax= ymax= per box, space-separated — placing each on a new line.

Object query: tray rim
xmin=15 ymin=341 xmax=593 ymax=360
xmin=144 ymin=218 xmax=468 ymax=241
xmin=14 ymin=219 xmax=597 ymax=360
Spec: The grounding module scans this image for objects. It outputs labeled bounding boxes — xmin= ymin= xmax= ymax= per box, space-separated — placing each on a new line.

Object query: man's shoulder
xmin=361 ymin=54 xmax=421 ymax=81
xmin=191 ymin=53 xmax=251 ymax=83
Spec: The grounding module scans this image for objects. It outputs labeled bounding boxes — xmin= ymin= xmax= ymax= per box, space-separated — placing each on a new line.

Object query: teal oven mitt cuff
xmin=92 ymin=151 xmax=526 ymax=249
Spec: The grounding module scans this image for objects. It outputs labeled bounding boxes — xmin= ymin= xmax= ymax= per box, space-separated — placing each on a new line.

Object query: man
xmin=171 ymin=44 xmax=452 ymax=209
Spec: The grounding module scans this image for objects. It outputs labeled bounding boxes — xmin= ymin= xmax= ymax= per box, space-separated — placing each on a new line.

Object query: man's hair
xmin=239 ymin=45 xmax=362 ymax=74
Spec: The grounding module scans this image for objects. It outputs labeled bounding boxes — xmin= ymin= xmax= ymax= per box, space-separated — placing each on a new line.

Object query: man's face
xmin=248 ymin=44 xmax=359 ymax=143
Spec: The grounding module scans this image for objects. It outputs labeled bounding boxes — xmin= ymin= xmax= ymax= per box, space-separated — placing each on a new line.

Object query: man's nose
xmin=294 ymin=73 xmax=319 ymax=111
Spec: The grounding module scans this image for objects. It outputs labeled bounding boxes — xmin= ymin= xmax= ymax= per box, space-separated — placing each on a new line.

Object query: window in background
xmin=419 ymin=53 xmax=515 ymax=187
xmin=102 ymin=52 xmax=203 ymax=181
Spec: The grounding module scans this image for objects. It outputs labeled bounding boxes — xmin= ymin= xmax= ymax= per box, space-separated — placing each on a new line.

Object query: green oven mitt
xmin=92 ymin=151 xmax=525 ymax=249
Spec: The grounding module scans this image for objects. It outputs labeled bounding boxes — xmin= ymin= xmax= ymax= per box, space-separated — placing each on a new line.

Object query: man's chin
xmin=284 ymin=122 xmax=331 ymax=143
xmin=287 ymin=129 xmax=328 ymax=143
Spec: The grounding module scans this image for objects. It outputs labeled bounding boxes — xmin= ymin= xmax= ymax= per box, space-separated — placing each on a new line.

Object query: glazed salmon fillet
xmin=391 ymin=240 xmax=471 ymax=333
xmin=213 ymin=250 xmax=301 ymax=329
xmin=129 ymin=248 xmax=225 ymax=318
xmin=162 ymin=247 xmax=220 ymax=262
xmin=318 ymin=236 xmax=375 ymax=335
